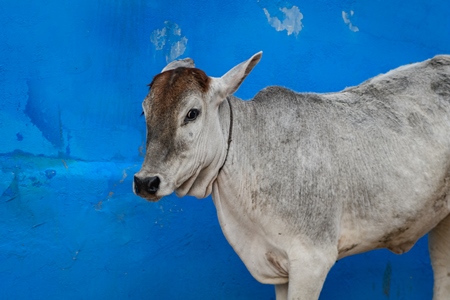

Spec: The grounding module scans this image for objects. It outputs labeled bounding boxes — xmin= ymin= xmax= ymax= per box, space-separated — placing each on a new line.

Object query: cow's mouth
xmin=133 ymin=185 xmax=162 ymax=202
xmin=140 ymin=194 xmax=162 ymax=202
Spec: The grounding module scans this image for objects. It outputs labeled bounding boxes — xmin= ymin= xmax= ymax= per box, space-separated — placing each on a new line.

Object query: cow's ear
xmin=161 ymin=58 xmax=195 ymax=72
xmin=214 ymin=52 xmax=262 ymax=101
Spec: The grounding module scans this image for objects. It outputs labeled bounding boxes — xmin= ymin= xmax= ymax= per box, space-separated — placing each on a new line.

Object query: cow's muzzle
xmin=133 ymin=175 xmax=161 ymax=200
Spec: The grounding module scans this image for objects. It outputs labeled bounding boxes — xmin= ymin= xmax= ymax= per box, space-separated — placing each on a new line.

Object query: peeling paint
xmin=342 ymin=10 xmax=359 ymax=32
xmin=150 ymin=27 xmax=167 ymax=50
xmin=150 ymin=21 xmax=188 ymax=63
xmin=169 ymin=37 xmax=188 ymax=63
xmin=262 ymin=5 xmax=303 ymax=36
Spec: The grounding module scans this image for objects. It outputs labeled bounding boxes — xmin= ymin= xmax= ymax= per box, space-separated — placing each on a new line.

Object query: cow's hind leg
xmin=275 ymin=283 xmax=288 ymax=300
xmin=429 ymin=214 xmax=450 ymax=300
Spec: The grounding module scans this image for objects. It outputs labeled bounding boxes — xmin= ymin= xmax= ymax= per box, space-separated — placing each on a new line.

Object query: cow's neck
xmin=214 ymin=95 xmax=252 ymax=199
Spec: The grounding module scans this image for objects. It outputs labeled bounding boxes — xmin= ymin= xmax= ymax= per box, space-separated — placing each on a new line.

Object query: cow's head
xmin=134 ymin=52 xmax=262 ymax=201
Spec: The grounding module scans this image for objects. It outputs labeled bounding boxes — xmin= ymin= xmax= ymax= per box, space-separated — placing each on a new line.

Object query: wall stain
xmin=383 ymin=261 xmax=392 ymax=297
xmin=24 ymin=79 xmax=64 ymax=149
xmin=95 ymin=200 xmax=103 ymax=210
xmin=16 ymin=133 xmax=23 ymax=141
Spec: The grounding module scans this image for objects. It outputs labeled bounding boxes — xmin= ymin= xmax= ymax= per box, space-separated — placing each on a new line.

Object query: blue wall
xmin=1 ymin=0 xmax=449 ymax=299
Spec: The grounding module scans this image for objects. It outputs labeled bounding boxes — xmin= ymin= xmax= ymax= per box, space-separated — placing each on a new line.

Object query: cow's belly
xmin=338 ymin=193 xmax=450 ymax=259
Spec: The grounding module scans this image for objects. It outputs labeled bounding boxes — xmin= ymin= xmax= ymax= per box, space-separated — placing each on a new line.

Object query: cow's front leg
xmin=275 ymin=283 xmax=288 ymax=300
xmin=286 ymin=247 xmax=337 ymax=300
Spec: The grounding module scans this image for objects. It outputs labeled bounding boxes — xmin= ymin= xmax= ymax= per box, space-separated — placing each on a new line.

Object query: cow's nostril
xmin=134 ymin=175 xmax=143 ymax=194
xmin=147 ymin=176 xmax=160 ymax=195
xmin=134 ymin=175 xmax=160 ymax=196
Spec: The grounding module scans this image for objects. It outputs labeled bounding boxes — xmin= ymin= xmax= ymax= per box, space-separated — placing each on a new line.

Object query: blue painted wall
xmin=1 ymin=0 xmax=449 ymax=299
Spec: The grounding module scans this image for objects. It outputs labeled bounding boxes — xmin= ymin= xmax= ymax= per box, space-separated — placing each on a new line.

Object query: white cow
xmin=134 ymin=52 xmax=450 ymax=299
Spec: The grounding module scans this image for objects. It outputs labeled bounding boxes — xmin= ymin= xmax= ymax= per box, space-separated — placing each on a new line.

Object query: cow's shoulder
xmin=253 ymin=86 xmax=296 ymax=101
xmin=252 ymin=86 xmax=327 ymax=107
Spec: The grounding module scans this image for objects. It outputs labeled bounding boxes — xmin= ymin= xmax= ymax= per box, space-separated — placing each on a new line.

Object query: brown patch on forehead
xmin=148 ymin=67 xmax=210 ymax=109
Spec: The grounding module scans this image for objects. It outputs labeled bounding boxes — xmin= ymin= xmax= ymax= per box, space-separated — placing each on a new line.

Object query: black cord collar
xmin=219 ymin=97 xmax=233 ymax=173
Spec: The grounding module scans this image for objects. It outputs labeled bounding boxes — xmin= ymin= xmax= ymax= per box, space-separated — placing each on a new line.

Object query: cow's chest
xmin=212 ymin=181 xmax=298 ymax=285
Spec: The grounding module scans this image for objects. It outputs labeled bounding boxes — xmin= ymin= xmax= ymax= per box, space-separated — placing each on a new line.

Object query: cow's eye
xmin=185 ymin=109 xmax=200 ymax=122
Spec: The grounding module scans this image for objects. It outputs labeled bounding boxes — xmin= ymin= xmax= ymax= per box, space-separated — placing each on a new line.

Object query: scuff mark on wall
xmin=150 ymin=21 xmax=188 ymax=63
xmin=61 ymin=160 xmax=68 ymax=169
xmin=257 ymin=0 xmax=303 ymax=36
xmin=342 ymin=10 xmax=359 ymax=32
xmin=120 ymin=170 xmax=127 ymax=183
xmin=262 ymin=5 xmax=303 ymax=36
xmin=382 ymin=261 xmax=392 ymax=297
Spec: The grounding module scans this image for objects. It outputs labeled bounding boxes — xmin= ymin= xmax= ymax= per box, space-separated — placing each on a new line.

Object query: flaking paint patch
xmin=342 ymin=10 xmax=359 ymax=32
xmin=262 ymin=6 xmax=303 ymax=36
xmin=150 ymin=27 xmax=167 ymax=50
xmin=150 ymin=21 xmax=188 ymax=63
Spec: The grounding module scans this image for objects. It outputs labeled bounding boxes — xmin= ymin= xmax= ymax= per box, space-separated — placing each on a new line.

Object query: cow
xmin=134 ymin=52 xmax=450 ymax=300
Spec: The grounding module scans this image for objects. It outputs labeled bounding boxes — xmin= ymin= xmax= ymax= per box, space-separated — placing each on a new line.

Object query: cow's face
xmin=134 ymin=67 xmax=225 ymax=201
xmin=134 ymin=52 xmax=262 ymax=201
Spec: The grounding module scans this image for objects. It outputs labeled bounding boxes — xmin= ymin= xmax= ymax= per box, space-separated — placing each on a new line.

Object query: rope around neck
xmin=218 ymin=97 xmax=233 ymax=173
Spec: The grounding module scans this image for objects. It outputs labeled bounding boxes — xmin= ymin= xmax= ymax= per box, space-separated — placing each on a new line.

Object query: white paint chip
xmin=342 ymin=10 xmax=359 ymax=32
xmin=150 ymin=27 xmax=167 ymax=50
xmin=263 ymin=5 xmax=303 ymax=36
xmin=169 ymin=37 xmax=188 ymax=63
xmin=150 ymin=21 xmax=188 ymax=63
